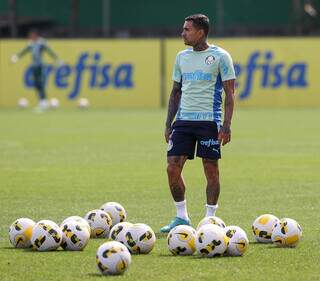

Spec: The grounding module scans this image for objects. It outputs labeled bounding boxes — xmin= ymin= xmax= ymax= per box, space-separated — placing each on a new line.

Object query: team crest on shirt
xmin=205 ymin=55 xmax=215 ymax=65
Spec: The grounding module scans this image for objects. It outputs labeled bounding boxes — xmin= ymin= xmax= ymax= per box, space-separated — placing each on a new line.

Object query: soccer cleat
xmin=160 ymin=217 xmax=191 ymax=233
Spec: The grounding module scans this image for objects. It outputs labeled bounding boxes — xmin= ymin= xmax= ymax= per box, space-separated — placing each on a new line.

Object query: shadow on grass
xmin=0 ymin=246 xmax=82 ymax=254
xmin=265 ymin=245 xmax=297 ymax=250
xmin=86 ymin=272 xmax=124 ymax=278
xmin=158 ymin=252 xmax=245 ymax=260
xmin=1 ymin=246 xmax=21 ymax=250
xmin=86 ymin=273 xmax=103 ymax=278
xmin=249 ymin=241 xmax=272 ymax=245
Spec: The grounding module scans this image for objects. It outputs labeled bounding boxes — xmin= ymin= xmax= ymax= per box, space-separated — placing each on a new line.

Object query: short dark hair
xmin=185 ymin=14 xmax=210 ymax=37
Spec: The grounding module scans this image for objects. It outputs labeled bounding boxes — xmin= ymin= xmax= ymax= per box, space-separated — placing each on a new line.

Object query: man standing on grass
xmin=11 ymin=29 xmax=61 ymax=112
xmin=160 ymin=14 xmax=236 ymax=232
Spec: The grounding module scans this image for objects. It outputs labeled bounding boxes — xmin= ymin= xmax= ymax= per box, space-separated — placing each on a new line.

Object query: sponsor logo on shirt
xmin=182 ymin=70 xmax=212 ymax=81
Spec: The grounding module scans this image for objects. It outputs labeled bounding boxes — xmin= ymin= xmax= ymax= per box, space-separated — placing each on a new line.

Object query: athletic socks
xmin=174 ymin=201 xmax=218 ymax=220
xmin=206 ymin=204 xmax=218 ymax=217
xmin=174 ymin=200 xmax=189 ymax=221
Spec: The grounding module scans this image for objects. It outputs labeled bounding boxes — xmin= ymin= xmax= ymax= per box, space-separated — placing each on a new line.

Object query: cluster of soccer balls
xmin=9 ymin=202 xmax=156 ymax=275
xmin=167 ymin=216 xmax=249 ymax=258
xmin=17 ymin=97 xmax=90 ymax=109
xmin=252 ymin=214 xmax=302 ymax=247
xmin=8 ymin=208 xmax=302 ymax=276
xmin=167 ymin=213 xmax=302 ymax=259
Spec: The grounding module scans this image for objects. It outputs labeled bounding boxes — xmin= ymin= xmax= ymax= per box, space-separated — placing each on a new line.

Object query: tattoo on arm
xmin=222 ymin=79 xmax=235 ymax=128
xmin=165 ymin=81 xmax=182 ymax=128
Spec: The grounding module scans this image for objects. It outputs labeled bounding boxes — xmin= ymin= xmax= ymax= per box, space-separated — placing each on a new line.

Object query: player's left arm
xmin=43 ymin=43 xmax=60 ymax=63
xmin=218 ymin=79 xmax=235 ymax=146
xmin=218 ymin=51 xmax=236 ymax=146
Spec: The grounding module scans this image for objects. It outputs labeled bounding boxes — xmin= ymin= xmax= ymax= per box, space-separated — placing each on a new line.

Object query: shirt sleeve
xmin=17 ymin=45 xmax=31 ymax=59
xmin=219 ymin=52 xmax=236 ymax=81
xmin=172 ymin=54 xmax=182 ymax=83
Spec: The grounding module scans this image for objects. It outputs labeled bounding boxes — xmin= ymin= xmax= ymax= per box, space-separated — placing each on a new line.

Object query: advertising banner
xmin=0 ymin=40 xmax=161 ymax=108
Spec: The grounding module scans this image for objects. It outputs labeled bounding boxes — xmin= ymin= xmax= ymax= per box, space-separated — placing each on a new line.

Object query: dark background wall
xmin=0 ymin=0 xmax=319 ymax=37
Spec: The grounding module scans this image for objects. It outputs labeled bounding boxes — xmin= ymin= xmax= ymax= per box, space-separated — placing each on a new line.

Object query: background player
xmin=11 ymin=29 xmax=61 ymax=112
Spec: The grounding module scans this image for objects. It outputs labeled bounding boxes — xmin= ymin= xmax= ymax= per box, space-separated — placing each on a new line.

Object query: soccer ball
xmin=109 ymin=222 xmax=133 ymax=244
xmin=84 ymin=209 xmax=112 ymax=238
xmin=96 ymin=241 xmax=131 ymax=275
xmin=195 ymin=224 xmax=229 ymax=257
xmin=271 ymin=218 xmax=302 ymax=247
xmin=31 ymin=220 xmax=62 ymax=251
xmin=100 ymin=202 xmax=127 ymax=226
xmin=167 ymin=225 xmax=196 ymax=256
xmin=225 ymin=225 xmax=249 ymax=256
xmin=17 ymin=98 xmax=29 ymax=109
xmin=124 ymin=223 xmax=156 ymax=254
xmin=61 ymin=216 xmax=91 ymax=233
xmin=252 ymin=214 xmax=279 ymax=243
xmin=49 ymin=98 xmax=60 ymax=109
xmin=60 ymin=220 xmax=90 ymax=251
xmin=196 ymin=216 xmax=226 ymax=231
xmin=8 ymin=218 xmax=35 ymax=248
xmin=78 ymin=98 xmax=89 ymax=109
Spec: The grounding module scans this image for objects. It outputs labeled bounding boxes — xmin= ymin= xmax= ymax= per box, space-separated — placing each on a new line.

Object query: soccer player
xmin=160 ymin=14 xmax=236 ymax=232
xmin=11 ymin=29 xmax=60 ymax=112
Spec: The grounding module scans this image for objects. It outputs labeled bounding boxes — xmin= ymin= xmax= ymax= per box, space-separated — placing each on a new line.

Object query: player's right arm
xmin=165 ymin=53 xmax=182 ymax=143
xmin=165 ymin=81 xmax=182 ymax=143
xmin=11 ymin=45 xmax=31 ymax=63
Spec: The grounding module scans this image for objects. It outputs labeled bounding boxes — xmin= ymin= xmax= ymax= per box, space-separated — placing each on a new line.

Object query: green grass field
xmin=0 ymin=108 xmax=319 ymax=281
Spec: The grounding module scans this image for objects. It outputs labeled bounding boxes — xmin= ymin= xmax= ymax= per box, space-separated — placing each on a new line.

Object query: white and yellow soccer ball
xmin=78 ymin=98 xmax=89 ymax=109
xmin=124 ymin=223 xmax=156 ymax=254
xmin=271 ymin=218 xmax=302 ymax=247
xmin=167 ymin=225 xmax=196 ymax=256
xmin=100 ymin=202 xmax=127 ymax=226
xmin=109 ymin=222 xmax=133 ymax=244
xmin=84 ymin=209 xmax=112 ymax=238
xmin=9 ymin=218 xmax=35 ymax=248
xmin=225 ymin=225 xmax=249 ymax=256
xmin=31 ymin=220 xmax=62 ymax=251
xmin=196 ymin=224 xmax=229 ymax=257
xmin=49 ymin=98 xmax=60 ymax=109
xmin=61 ymin=216 xmax=91 ymax=233
xmin=196 ymin=216 xmax=226 ymax=231
xmin=60 ymin=220 xmax=90 ymax=251
xmin=252 ymin=214 xmax=279 ymax=243
xmin=17 ymin=97 xmax=29 ymax=109
xmin=96 ymin=241 xmax=131 ymax=275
